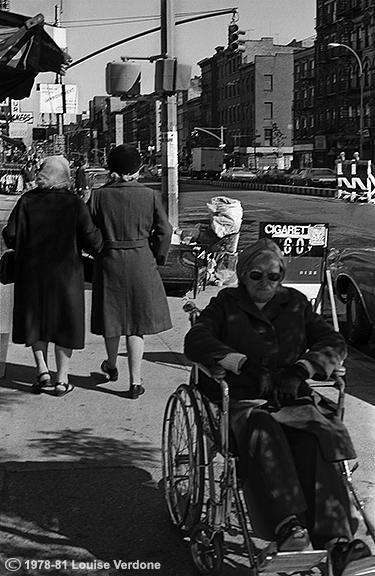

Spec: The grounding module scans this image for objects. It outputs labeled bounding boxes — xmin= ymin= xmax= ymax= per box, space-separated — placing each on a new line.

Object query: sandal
xmin=32 ymin=372 xmax=52 ymax=394
xmin=276 ymin=517 xmax=310 ymax=551
xmin=101 ymin=360 xmax=118 ymax=381
xmin=54 ymin=382 xmax=75 ymax=397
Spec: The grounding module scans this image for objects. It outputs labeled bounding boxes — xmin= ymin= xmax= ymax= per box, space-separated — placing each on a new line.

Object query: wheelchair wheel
xmin=162 ymin=384 xmax=205 ymax=534
xmin=191 ymin=523 xmax=223 ymax=576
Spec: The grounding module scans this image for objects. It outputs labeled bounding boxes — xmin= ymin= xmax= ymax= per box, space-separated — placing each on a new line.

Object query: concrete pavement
xmin=0 ymin=285 xmax=229 ymax=576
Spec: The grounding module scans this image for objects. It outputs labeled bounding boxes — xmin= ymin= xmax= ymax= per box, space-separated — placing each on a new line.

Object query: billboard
xmin=39 ymin=84 xmax=78 ymax=115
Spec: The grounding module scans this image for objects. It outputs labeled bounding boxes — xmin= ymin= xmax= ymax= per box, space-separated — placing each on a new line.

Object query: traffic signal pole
xmin=160 ymin=0 xmax=179 ymax=230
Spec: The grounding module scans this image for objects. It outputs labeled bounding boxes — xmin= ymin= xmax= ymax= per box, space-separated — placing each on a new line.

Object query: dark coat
xmin=184 ymin=284 xmax=355 ymax=462
xmin=2 ymin=188 xmax=103 ymax=349
xmin=89 ymin=180 xmax=172 ymax=337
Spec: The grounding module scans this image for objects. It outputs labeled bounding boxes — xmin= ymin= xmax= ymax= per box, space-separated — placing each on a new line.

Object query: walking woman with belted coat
xmin=89 ymin=144 xmax=172 ymax=399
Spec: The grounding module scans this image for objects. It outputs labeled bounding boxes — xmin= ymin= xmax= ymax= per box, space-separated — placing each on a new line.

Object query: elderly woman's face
xmin=243 ymin=253 xmax=282 ymax=303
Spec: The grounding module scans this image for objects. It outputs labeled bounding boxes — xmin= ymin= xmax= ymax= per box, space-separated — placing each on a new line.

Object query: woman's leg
xmin=55 ymin=345 xmax=73 ymax=383
xmin=282 ymin=426 xmax=356 ymax=548
xmin=126 ymin=335 xmax=144 ymax=385
xmin=231 ymin=407 xmax=307 ymax=541
xmin=32 ymin=341 xmax=49 ymax=376
xmin=104 ymin=336 xmax=120 ymax=369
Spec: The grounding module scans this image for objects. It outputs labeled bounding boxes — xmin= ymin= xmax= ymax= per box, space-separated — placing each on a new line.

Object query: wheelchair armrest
xmin=193 ymin=362 xmax=230 ymax=416
xmin=308 ymin=368 xmax=346 ymax=420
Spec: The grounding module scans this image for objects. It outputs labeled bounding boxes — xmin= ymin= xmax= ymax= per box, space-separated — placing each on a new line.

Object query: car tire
xmin=346 ymin=283 xmax=372 ymax=345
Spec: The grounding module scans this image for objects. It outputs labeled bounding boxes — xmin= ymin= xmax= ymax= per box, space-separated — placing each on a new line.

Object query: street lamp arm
xmin=328 ymin=42 xmax=363 ymax=74
xmin=328 ymin=42 xmax=364 ymax=157
xmin=193 ymin=127 xmax=222 ymax=142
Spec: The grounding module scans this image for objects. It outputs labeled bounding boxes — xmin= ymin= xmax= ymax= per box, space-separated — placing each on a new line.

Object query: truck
xmin=190 ymin=147 xmax=224 ymax=180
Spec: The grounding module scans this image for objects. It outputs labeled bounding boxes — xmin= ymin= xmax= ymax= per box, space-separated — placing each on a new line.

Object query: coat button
xmin=260 ymin=357 xmax=270 ymax=366
xmin=258 ymin=325 xmax=267 ymax=334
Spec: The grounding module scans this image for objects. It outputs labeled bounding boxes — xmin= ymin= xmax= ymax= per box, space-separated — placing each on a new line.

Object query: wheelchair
xmin=161 ymin=302 xmax=375 ymax=576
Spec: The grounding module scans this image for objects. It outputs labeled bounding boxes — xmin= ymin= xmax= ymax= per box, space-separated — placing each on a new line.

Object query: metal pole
xmin=54 ymin=2 xmax=65 ymax=154
xmin=359 ymin=69 xmax=364 ymax=158
xmin=160 ymin=0 xmax=179 ymax=230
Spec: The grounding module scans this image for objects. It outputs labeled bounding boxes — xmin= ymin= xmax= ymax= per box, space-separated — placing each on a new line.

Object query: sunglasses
xmin=247 ymin=270 xmax=282 ymax=282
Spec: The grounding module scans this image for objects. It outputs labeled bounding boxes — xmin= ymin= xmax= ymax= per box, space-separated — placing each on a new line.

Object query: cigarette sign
xmin=259 ymin=222 xmax=329 ymax=257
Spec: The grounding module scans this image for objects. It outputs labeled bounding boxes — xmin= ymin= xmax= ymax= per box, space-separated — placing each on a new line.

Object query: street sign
xmin=12 ymin=112 xmax=34 ymax=123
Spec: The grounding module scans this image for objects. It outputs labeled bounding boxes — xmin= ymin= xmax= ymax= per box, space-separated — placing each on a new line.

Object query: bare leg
xmin=126 ymin=335 xmax=144 ymax=385
xmin=104 ymin=336 xmax=120 ymax=369
xmin=55 ymin=345 xmax=73 ymax=383
xmin=32 ymin=341 xmax=49 ymax=376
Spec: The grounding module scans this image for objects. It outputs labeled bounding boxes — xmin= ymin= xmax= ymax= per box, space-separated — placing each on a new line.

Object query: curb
xmin=188 ymin=178 xmax=336 ymax=198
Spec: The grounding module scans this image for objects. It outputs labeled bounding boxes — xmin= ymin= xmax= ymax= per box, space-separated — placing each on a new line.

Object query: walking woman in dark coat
xmin=2 ymin=156 xmax=103 ymax=396
xmin=184 ymin=238 xmax=371 ymax=573
xmin=89 ymin=144 xmax=172 ymax=399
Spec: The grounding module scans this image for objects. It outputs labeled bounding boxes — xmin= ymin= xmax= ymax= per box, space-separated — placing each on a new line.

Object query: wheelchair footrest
xmin=259 ymin=549 xmax=327 ymax=573
xmin=341 ymin=555 xmax=375 ymax=576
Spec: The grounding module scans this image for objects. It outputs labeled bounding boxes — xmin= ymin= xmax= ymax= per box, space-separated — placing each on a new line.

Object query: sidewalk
xmin=0 ymin=285 xmax=227 ymax=576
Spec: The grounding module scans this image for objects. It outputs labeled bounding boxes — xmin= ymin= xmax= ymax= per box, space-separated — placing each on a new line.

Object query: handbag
xmin=82 ymin=254 xmax=94 ymax=283
xmin=0 ymin=250 xmax=15 ymax=284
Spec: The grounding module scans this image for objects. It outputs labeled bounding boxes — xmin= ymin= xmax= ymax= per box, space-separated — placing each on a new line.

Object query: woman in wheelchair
xmin=184 ymin=238 xmax=371 ymax=574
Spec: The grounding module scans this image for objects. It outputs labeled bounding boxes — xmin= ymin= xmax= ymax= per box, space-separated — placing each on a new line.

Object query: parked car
xmin=149 ymin=164 xmax=162 ymax=179
xmin=220 ymin=167 xmax=258 ymax=182
xmin=328 ymin=247 xmax=375 ymax=344
xmin=83 ymin=166 xmax=108 ymax=190
xmin=284 ymin=169 xmax=303 ymax=185
xmin=257 ymin=167 xmax=287 ymax=184
xmin=289 ymin=167 xmax=336 ymax=187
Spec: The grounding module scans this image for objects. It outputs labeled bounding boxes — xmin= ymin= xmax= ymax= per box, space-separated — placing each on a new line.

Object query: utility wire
xmin=69 ymin=7 xmax=236 ymax=67
xmin=61 ymin=9 xmax=231 ymax=28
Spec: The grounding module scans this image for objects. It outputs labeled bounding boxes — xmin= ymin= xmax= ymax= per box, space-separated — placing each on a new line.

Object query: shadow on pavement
xmin=0 ymin=462 xmax=251 ymax=575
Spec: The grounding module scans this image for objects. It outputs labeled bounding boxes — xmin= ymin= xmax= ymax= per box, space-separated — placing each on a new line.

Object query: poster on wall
xmin=39 ymin=84 xmax=78 ymax=115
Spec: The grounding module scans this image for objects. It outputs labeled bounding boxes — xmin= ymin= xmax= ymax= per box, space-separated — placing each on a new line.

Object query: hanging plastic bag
xmin=206 ymin=196 xmax=243 ymax=238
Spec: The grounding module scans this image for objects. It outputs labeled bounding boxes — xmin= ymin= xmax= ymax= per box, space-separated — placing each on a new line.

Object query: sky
xmin=12 ymin=0 xmax=316 ymax=115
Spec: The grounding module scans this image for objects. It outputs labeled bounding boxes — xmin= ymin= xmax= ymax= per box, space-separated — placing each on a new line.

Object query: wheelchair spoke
xmin=162 ymin=385 xmax=205 ymax=534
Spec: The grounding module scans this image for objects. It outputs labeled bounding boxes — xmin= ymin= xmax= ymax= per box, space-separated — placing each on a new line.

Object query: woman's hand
xmin=275 ymin=364 xmax=308 ymax=404
xmin=240 ymin=359 xmax=273 ymax=398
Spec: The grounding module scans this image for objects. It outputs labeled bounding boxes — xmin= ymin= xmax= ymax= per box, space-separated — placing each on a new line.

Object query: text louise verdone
xmin=23 ymin=559 xmax=162 ymax=570
xmin=75 ymin=560 xmax=161 ymax=570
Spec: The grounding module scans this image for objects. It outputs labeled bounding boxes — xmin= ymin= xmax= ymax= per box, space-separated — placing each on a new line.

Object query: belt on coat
xmin=105 ymin=239 xmax=148 ymax=249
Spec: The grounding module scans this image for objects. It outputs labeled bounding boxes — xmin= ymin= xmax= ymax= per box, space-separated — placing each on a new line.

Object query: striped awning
xmin=0 ymin=10 xmax=71 ymax=101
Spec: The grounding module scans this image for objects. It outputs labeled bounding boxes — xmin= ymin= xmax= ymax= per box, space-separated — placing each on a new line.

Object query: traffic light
xmin=228 ymin=23 xmax=246 ymax=53
xmin=105 ymin=62 xmax=141 ymax=96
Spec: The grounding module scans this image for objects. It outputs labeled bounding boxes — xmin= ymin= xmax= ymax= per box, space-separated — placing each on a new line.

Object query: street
xmin=0 ymin=185 xmax=375 ymax=575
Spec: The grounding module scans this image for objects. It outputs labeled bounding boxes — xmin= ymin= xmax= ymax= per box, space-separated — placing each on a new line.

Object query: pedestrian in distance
xmin=2 ymin=156 xmax=103 ymax=396
xmin=89 ymin=144 xmax=173 ymax=399
xmin=75 ymin=159 xmax=89 ymax=201
xmin=21 ymin=160 xmax=36 ymax=192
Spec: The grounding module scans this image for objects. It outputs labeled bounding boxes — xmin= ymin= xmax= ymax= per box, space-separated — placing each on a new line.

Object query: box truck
xmin=191 ymin=147 xmax=224 ymax=180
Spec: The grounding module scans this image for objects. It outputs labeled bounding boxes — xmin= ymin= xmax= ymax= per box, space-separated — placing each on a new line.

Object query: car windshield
xmin=309 ymin=169 xmax=334 ymax=175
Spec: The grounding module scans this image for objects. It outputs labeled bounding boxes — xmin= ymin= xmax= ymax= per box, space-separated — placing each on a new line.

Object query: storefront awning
xmin=0 ymin=10 xmax=71 ymax=101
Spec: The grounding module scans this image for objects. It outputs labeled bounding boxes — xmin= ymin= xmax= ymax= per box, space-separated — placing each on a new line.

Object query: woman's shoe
xmin=276 ymin=517 xmax=310 ymax=551
xmin=101 ymin=360 xmax=118 ymax=381
xmin=129 ymin=384 xmax=145 ymax=399
xmin=54 ymin=382 xmax=75 ymax=397
xmin=32 ymin=372 xmax=52 ymax=394
xmin=329 ymin=539 xmax=371 ymax=576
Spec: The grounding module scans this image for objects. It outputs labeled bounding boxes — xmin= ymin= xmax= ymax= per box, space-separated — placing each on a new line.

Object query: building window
xmin=264 ymin=74 xmax=273 ymax=91
xmin=264 ymin=128 xmax=273 ymax=146
xmin=264 ymin=102 xmax=273 ymax=119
